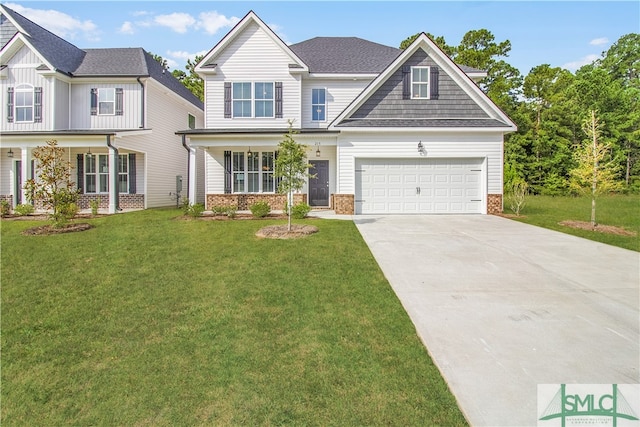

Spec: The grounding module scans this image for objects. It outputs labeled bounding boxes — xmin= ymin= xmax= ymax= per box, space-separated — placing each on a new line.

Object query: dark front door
xmin=309 ymin=160 xmax=329 ymax=207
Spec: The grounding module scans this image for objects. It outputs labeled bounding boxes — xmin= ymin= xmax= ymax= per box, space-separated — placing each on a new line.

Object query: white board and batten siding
xmin=338 ymin=131 xmax=504 ymax=214
xmin=204 ymin=22 xmax=301 ymax=128
xmin=70 ymin=82 xmax=143 ymax=130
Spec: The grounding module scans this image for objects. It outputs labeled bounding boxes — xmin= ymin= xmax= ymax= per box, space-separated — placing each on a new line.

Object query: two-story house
xmin=178 ymin=11 xmax=516 ymax=215
xmin=0 ymin=4 xmax=204 ymax=213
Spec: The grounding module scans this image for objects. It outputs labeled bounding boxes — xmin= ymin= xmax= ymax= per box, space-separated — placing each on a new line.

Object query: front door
xmin=309 ymin=160 xmax=329 ymax=207
xmin=15 ymin=160 xmax=22 ymax=205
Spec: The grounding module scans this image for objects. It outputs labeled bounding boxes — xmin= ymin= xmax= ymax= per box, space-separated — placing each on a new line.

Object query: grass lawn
xmin=507 ymin=194 xmax=640 ymax=252
xmin=1 ymin=209 xmax=467 ymax=426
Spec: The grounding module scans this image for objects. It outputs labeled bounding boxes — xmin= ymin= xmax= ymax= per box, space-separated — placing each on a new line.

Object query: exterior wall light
xmin=7 ymin=148 xmax=14 ymax=158
xmin=417 ymin=141 xmax=424 ymax=152
xmin=315 ymin=142 xmax=321 ymax=157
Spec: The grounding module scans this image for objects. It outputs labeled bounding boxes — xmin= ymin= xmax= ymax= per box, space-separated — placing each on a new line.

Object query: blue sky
xmin=4 ymin=1 xmax=639 ymax=75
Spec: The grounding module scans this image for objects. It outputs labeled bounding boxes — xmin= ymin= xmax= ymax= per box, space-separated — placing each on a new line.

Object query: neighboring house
xmin=0 ymin=4 xmax=204 ymax=213
xmin=178 ymin=11 xmax=516 ymax=215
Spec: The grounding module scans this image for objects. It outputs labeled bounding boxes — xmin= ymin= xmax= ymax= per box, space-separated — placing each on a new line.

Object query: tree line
xmin=154 ymin=31 xmax=639 ymax=194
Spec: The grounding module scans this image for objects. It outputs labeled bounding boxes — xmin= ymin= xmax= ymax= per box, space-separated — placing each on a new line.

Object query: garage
xmin=355 ymin=158 xmax=484 ymax=214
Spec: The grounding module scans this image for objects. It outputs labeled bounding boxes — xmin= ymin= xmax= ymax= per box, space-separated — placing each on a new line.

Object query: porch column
xmin=20 ymin=147 xmax=32 ymax=206
xmin=188 ymin=146 xmax=197 ymax=205
xmin=107 ymin=135 xmax=119 ymax=214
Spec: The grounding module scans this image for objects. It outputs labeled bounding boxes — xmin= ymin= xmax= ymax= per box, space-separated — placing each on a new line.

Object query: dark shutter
xmin=275 ymin=82 xmax=283 ymax=118
xmin=224 ymin=82 xmax=231 ymax=118
xmin=7 ymin=87 xmax=14 ymax=123
xmin=90 ymin=88 xmax=97 ymax=115
xmin=34 ymin=87 xmax=42 ymax=122
xmin=402 ymin=65 xmax=411 ymax=100
xmin=128 ymin=153 xmax=136 ymax=194
xmin=115 ymin=88 xmax=124 ymax=115
xmin=430 ymin=67 xmax=439 ymax=100
xmin=224 ymin=150 xmax=231 ymax=193
xmin=77 ymin=154 xmax=84 ymax=194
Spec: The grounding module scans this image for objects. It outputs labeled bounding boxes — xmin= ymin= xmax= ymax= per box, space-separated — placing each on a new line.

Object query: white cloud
xmin=268 ymin=23 xmax=291 ymax=45
xmin=5 ymin=2 xmax=100 ymax=41
xmin=589 ymin=37 xmax=609 ymax=46
xmin=132 ymin=11 xmax=151 ymax=17
xmin=118 ymin=21 xmax=135 ymax=35
xmin=562 ymin=54 xmax=600 ymax=71
xmin=154 ymin=12 xmax=196 ymax=34
xmin=166 ymin=49 xmax=209 ymax=65
xmin=196 ymin=11 xmax=239 ymax=35
xmin=165 ymin=58 xmax=179 ymax=70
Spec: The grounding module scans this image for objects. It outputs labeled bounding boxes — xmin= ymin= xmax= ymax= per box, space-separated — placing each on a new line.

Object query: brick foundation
xmin=206 ymin=193 xmax=307 ymax=211
xmin=0 ymin=194 xmax=12 ymax=204
xmin=78 ymin=194 xmax=145 ymax=210
xmin=487 ymin=194 xmax=503 ymax=215
xmin=332 ymin=194 xmax=354 ymax=215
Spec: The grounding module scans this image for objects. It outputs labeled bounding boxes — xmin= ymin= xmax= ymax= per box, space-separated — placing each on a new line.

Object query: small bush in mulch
xmin=255 ymin=224 xmax=318 ymax=239
xmin=21 ymin=222 xmax=94 ymax=235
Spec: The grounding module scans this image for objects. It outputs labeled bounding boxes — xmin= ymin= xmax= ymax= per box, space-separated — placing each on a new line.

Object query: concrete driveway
xmin=354 ymin=215 xmax=639 ymax=426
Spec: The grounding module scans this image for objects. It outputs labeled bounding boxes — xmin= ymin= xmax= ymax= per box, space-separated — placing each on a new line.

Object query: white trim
xmin=410 ymin=66 xmax=430 ymax=99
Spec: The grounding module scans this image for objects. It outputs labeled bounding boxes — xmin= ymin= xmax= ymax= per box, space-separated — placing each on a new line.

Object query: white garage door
xmin=355 ymin=158 xmax=483 ymax=214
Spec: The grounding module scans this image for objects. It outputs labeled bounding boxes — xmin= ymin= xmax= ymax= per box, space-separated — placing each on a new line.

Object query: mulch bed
xmin=558 ymin=220 xmax=637 ymax=237
xmin=255 ymin=224 xmax=319 ymax=239
xmin=21 ymin=222 xmax=94 ymax=235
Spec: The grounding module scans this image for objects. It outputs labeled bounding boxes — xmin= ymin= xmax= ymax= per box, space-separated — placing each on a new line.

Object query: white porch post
xmin=20 ymin=147 xmax=32 ymax=206
xmin=107 ymin=136 xmax=118 ymax=214
xmin=188 ymin=146 xmax=197 ymax=205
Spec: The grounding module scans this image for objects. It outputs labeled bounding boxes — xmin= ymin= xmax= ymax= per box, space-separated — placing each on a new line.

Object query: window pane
xmin=118 ymin=174 xmax=128 ymax=193
xmin=99 ymin=89 xmax=115 ymax=102
xmin=86 ymin=175 xmax=96 ymax=193
xmin=85 ymin=156 xmax=95 ymax=173
xmin=99 ymin=175 xmax=108 ymax=193
xmin=118 ymin=155 xmax=128 ymax=173
xmin=233 ymin=83 xmax=251 ymax=99
xmin=16 ymin=91 xmax=33 ymax=107
xmin=233 ymin=152 xmax=244 ymax=171
xmin=262 ymin=152 xmax=274 ymax=171
xmin=255 ymin=83 xmax=273 ymax=100
xmin=233 ymin=173 xmax=244 ymax=192
xmin=188 ymin=114 xmax=195 ymax=129
xmin=312 ymin=88 xmax=325 ymax=104
xmin=16 ymin=108 xmax=32 ymax=122
xmin=247 ymin=173 xmax=259 ymax=192
xmin=233 ymin=100 xmax=251 ymax=117
xmin=248 ymin=152 xmax=259 ymax=171
xmin=99 ymin=155 xmax=109 ymax=173
xmin=312 ymin=105 xmax=325 ymax=121
xmin=255 ymin=101 xmax=273 ymax=118
xmin=99 ymin=102 xmax=114 ymax=115
xmin=262 ymin=173 xmax=274 ymax=192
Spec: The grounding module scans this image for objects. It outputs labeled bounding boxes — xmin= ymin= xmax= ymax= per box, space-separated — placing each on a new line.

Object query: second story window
xmin=98 ymin=89 xmax=115 ymax=115
xmin=411 ymin=66 xmax=430 ymax=99
xmin=225 ymin=82 xmax=282 ymax=119
xmin=312 ymin=88 xmax=326 ymax=121
xmin=188 ymin=113 xmax=196 ymax=129
xmin=7 ymin=84 xmax=42 ymax=123
xmin=91 ymin=88 xmax=124 ymax=116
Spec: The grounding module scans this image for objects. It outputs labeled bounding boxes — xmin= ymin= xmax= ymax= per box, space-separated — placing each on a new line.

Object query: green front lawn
xmin=1 ymin=210 xmax=466 ymax=426
xmin=507 ymin=194 xmax=640 ymax=252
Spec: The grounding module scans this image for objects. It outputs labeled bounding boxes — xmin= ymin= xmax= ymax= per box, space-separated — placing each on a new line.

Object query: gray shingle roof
xmin=336 ymin=118 xmax=510 ymax=128
xmin=289 ymin=37 xmax=401 ymax=74
xmin=1 ymin=5 xmax=202 ymax=109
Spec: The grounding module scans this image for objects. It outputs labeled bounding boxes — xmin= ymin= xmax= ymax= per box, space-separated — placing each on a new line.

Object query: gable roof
xmin=330 ymin=33 xmax=517 ymax=131
xmin=196 ymin=10 xmax=307 ymax=74
xmin=289 ymin=37 xmax=401 ymax=74
xmin=1 ymin=4 xmax=85 ymax=75
xmin=0 ymin=4 xmax=202 ymax=109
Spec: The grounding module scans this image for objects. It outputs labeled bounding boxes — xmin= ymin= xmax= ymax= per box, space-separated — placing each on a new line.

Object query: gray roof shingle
xmin=289 ymin=37 xmax=401 ymax=74
xmin=336 ymin=118 xmax=510 ymax=128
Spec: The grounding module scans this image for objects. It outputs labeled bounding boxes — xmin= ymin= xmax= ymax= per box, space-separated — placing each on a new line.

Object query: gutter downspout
xmin=137 ymin=77 xmax=145 ymax=128
xmin=107 ymin=134 xmax=120 ymax=212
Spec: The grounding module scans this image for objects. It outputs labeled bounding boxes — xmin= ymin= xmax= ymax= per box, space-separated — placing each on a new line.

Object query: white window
xmin=411 ymin=66 xmax=430 ymax=99
xmin=15 ymin=84 xmax=34 ymax=123
xmin=84 ymin=154 xmax=129 ymax=194
xmin=232 ymin=82 xmax=274 ymax=118
xmin=98 ymin=88 xmax=115 ymax=115
xmin=312 ymin=88 xmax=326 ymax=121
xmin=232 ymin=151 xmax=275 ymax=193
xmin=188 ymin=114 xmax=196 ymax=129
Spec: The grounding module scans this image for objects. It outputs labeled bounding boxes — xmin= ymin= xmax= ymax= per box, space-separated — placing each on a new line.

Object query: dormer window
xmin=411 ymin=66 xmax=430 ymax=99
xmin=6 ymin=84 xmax=42 ymax=123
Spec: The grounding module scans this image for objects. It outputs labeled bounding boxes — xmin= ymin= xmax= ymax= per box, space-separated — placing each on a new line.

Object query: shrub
xmin=90 ymin=197 xmax=100 ymax=216
xmin=211 ymin=205 xmax=228 ymax=216
xmin=187 ymin=203 xmax=205 ymax=218
xmin=505 ymin=180 xmax=528 ymax=216
xmin=14 ymin=203 xmax=35 ymax=216
xmin=0 ymin=200 xmax=11 ymax=217
xmin=180 ymin=197 xmax=191 ymax=215
xmin=291 ymin=202 xmax=311 ymax=219
xmin=250 ymin=201 xmax=271 ymax=218
xmin=225 ymin=206 xmax=237 ymax=219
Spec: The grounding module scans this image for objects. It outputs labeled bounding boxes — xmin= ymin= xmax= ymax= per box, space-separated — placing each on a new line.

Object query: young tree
xmin=24 ymin=140 xmax=79 ymax=227
xmin=570 ymin=111 xmax=622 ymax=227
xmin=275 ymin=121 xmax=314 ymax=231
